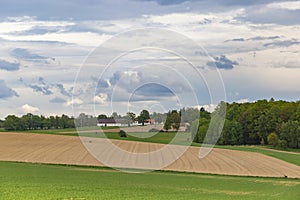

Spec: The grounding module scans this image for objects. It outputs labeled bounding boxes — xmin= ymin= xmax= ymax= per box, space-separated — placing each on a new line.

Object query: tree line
xmin=1 ymin=98 xmax=299 ymax=149
xmin=1 ymin=110 xmax=156 ymax=131
xmin=3 ymin=113 xmax=75 ymax=131
xmin=192 ymin=99 xmax=300 ymax=149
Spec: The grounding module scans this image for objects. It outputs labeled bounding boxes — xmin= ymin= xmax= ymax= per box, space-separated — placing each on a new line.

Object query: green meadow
xmin=0 ymin=161 xmax=299 ymax=200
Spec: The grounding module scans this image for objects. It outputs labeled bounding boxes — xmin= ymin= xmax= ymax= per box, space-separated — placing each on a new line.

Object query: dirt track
xmin=1 ymin=132 xmax=300 ymax=178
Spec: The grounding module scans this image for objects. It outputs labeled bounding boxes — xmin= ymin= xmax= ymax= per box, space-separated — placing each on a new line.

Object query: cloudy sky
xmin=0 ymin=0 xmax=300 ymax=119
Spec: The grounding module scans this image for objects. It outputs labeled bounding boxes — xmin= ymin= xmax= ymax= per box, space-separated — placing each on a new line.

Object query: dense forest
xmin=191 ymin=99 xmax=300 ymax=149
xmin=1 ymin=99 xmax=299 ymax=148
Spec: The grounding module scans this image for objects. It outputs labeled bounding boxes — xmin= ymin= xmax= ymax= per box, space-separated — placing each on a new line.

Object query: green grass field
xmin=0 ymin=161 xmax=299 ymax=200
xmin=83 ymin=131 xmax=192 ymax=145
xmin=213 ymin=145 xmax=300 ymax=166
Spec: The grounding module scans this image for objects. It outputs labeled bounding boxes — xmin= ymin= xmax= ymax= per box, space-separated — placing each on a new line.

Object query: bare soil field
xmin=1 ymin=132 xmax=300 ymax=178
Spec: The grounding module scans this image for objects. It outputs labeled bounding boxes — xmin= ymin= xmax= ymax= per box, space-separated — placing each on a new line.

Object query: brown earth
xmin=0 ymin=132 xmax=300 ymax=178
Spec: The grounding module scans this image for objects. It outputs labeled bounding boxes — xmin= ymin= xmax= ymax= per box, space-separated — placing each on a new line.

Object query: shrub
xmin=278 ymin=139 xmax=288 ymax=149
xmin=267 ymin=133 xmax=279 ymax=147
xmin=119 ymin=130 xmax=127 ymax=137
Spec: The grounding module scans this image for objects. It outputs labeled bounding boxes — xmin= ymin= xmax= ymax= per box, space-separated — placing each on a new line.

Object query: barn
xmin=97 ymin=118 xmax=125 ymax=127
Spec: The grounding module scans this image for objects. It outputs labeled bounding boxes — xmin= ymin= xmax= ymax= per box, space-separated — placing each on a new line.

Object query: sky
xmin=0 ymin=0 xmax=300 ymax=119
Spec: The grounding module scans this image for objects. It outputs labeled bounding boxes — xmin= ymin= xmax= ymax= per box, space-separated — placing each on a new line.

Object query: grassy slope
xmin=213 ymin=145 xmax=300 ymax=166
xmin=0 ymin=161 xmax=299 ymax=200
xmin=84 ymin=131 xmax=191 ymax=145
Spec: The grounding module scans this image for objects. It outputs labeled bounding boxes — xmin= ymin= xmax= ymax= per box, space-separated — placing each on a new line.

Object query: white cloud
xmin=236 ymin=98 xmax=249 ymax=104
xmin=65 ymin=98 xmax=83 ymax=107
xmin=0 ymin=18 xmax=74 ymax=34
xmin=0 ymin=32 xmax=111 ymax=47
xmin=144 ymin=13 xmax=216 ymax=26
xmin=268 ymin=1 xmax=300 ymax=10
xmin=21 ymin=104 xmax=39 ymax=113
xmin=94 ymin=93 xmax=108 ymax=105
xmin=196 ymin=104 xmax=217 ymax=112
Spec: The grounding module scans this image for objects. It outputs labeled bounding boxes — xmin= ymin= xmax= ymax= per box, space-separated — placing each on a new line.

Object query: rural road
xmin=1 ymin=132 xmax=300 ymax=178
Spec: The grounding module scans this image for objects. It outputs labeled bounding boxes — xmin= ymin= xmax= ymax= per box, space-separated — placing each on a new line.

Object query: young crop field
xmin=0 ymin=161 xmax=299 ymax=200
xmin=213 ymin=145 xmax=300 ymax=166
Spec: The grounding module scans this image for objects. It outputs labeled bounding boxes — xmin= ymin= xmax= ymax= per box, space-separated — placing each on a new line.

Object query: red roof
xmin=145 ymin=119 xmax=154 ymax=123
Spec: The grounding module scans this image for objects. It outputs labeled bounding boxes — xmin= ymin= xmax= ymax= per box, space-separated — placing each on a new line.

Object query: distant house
xmin=97 ymin=118 xmax=139 ymax=127
xmin=97 ymin=118 xmax=124 ymax=127
xmin=97 ymin=118 xmax=155 ymax=127
xmin=145 ymin=119 xmax=154 ymax=125
xmin=179 ymin=122 xmax=190 ymax=132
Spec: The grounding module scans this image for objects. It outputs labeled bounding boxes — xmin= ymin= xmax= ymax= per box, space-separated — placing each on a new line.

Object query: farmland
xmin=0 ymin=131 xmax=300 ymax=199
xmin=1 ymin=132 xmax=300 ymax=178
xmin=1 ymin=161 xmax=299 ymax=200
xmin=10 ymin=127 xmax=300 ymax=167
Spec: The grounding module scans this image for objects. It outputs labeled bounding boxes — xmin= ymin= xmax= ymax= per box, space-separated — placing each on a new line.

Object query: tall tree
xmin=280 ymin=121 xmax=300 ymax=148
xmin=97 ymin=114 xmax=108 ymax=119
xmin=126 ymin=112 xmax=136 ymax=127
xmin=163 ymin=112 xmax=172 ymax=132
xmin=4 ymin=115 xmax=23 ymax=131
xmin=171 ymin=110 xmax=181 ymax=131
xmin=151 ymin=112 xmax=165 ymax=124
xmin=138 ymin=110 xmax=150 ymax=126
xmin=181 ymin=107 xmax=201 ymax=124
xmin=219 ymin=120 xmax=243 ymax=145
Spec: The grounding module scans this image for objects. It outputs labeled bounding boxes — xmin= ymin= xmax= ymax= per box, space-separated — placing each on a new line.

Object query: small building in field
xmin=97 ymin=118 xmax=139 ymax=127
xmin=97 ymin=118 xmax=124 ymax=127
xmin=145 ymin=119 xmax=154 ymax=125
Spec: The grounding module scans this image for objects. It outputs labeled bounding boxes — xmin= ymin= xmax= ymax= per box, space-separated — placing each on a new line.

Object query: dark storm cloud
xmin=28 ymin=84 xmax=53 ymax=95
xmin=238 ymin=5 xmax=300 ymax=25
xmin=11 ymin=48 xmax=48 ymax=60
xmin=0 ymin=80 xmax=19 ymax=98
xmin=264 ymin=39 xmax=300 ymax=47
xmin=134 ymin=83 xmax=174 ymax=97
xmin=249 ymin=36 xmax=280 ymax=41
xmin=11 ymin=26 xmax=63 ymax=36
xmin=0 ymin=0 xmax=288 ymax=21
xmin=0 ymin=59 xmax=20 ymax=71
xmin=109 ymin=71 xmax=123 ymax=85
xmin=25 ymin=77 xmax=72 ymax=97
xmin=208 ymin=55 xmax=238 ymax=69
xmin=0 ymin=0 xmax=171 ymax=20
xmin=11 ymin=48 xmax=55 ymax=64
xmin=226 ymin=36 xmax=280 ymax=42
xmin=138 ymin=0 xmax=286 ymax=6
xmin=91 ymin=76 xmax=110 ymax=89
xmin=54 ymin=83 xmax=72 ymax=97
xmin=230 ymin=38 xmax=245 ymax=42
xmin=50 ymin=97 xmax=67 ymax=103
xmin=28 ymin=77 xmax=52 ymax=95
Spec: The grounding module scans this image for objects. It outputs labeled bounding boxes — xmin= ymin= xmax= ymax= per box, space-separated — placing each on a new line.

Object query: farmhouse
xmin=97 ymin=118 xmax=125 ymax=127
xmin=145 ymin=119 xmax=154 ymax=125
